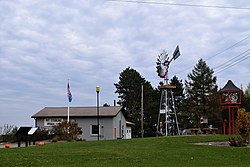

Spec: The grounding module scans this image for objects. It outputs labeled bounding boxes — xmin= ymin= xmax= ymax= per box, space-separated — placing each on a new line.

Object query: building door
xmin=126 ymin=127 xmax=132 ymax=139
xmin=114 ymin=128 xmax=116 ymax=139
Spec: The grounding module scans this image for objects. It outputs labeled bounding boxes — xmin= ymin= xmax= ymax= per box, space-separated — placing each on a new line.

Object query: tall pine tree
xmin=169 ymin=76 xmax=186 ymax=129
xmin=114 ymin=67 xmax=159 ymax=137
xmin=185 ymin=59 xmax=219 ymax=128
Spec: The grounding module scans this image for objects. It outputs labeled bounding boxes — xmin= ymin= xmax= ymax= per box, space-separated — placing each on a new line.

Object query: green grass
xmin=0 ymin=135 xmax=250 ymax=167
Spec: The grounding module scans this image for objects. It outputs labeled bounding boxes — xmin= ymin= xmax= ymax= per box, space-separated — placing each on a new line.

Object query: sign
xmin=28 ymin=127 xmax=38 ymax=135
xmin=160 ymin=109 xmax=165 ymax=114
xmin=44 ymin=118 xmax=63 ymax=126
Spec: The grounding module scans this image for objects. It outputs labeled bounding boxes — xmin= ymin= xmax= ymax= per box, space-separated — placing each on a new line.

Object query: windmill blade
xmin=156 ymin=50 xmax=169 ymax=78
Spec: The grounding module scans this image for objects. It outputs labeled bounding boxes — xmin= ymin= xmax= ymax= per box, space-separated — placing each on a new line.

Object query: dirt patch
xmin=194 ymin=141 xmax=250 ymax=148
xmin=194 ymin=141 xmax=229 ymax=146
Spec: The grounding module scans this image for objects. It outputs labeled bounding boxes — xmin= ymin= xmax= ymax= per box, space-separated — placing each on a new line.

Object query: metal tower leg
xmin=170 ymin=90 xmax=180 ymax=135
xmin=165 ymin=89 xmax=168 ymax=136
xmin=157 ymin=91 xmax=164 ymax=135
xmin=157 ymin=87 xmax=180 ymax=136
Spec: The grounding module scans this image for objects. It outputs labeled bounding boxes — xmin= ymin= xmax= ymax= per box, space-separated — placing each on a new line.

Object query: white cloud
xmin=0 ymin=0 xmax=250 ymax=126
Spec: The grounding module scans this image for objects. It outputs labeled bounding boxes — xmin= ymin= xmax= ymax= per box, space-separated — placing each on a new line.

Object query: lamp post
xmin=96 ymin=86 xmax=100 ymax=141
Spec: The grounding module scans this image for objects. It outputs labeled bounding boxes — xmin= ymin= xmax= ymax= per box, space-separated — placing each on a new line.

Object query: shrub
xmin=51 ymin=136 xmax=60 ymax=142
xmin=55 ymin=121 xmax=83 ymax=141
xmin=236 ymin=108 xmax=250 ymax=143
xmin=228 ymin=136 xmax=245 ymax=147
xmin=229 ymin=108 xmax=250 ymax=147
xmin=34 ymin=128 xmax=54 ymax=141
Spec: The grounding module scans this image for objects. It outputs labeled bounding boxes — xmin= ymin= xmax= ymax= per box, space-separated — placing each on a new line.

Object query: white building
xmin=31 ymin=106 xmax=133 ymax=141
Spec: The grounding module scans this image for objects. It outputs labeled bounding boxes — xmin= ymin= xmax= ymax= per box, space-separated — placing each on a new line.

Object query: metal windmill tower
xmin=156 ymin=46 xmax=181 ymax=136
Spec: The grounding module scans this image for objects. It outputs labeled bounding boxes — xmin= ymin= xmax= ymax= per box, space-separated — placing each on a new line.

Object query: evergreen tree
xmin=185 ymin=59 xmax=219 ymax=128
xmin=114 ymin=67 xmax=159 ymax=137
xmin=142 ymin=86 xmax=160 ymax=137
xmin=169 ymin=76 xmax=184 ymax=106
xmin=169 ymin=76 xmax=186 ymax=129
xmin=242 ymin=83 xmax=250 ymax=112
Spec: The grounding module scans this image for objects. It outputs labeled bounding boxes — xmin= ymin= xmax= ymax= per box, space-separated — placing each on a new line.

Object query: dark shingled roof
xmin=31 ymin=106 xmax=123 ymax=118
xmin=220 ymin=80 xmax=241 ymax=92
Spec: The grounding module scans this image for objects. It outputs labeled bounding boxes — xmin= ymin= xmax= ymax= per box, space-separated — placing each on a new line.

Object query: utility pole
xmin=141 ymin=84 xmax=144 ymax=138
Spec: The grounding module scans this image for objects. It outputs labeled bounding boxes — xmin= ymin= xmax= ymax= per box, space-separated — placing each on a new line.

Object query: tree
xmin=168 ymin=76 xmax=187 ymax=129
xmin=103 ymin=103 xmax=110 ymax=107
xmin=242 ymin=84 xmax=250 ymax=112
xmin=114 ymin=67 xmax=159 ymax=137
xmin=0 ymin=124 xmax=17 ymax=142
xmin=142 ymin=86 xmax=160 ymax=137
xmin=237 ymin=108 xmax=250 ymax=142
xmin=0 ymin=124 xmax=16 ymax=136
xmin=245 ymin=84 xmax=250 ymax=96
xmin=185 ymin=59 xmax=219 ymax=128
xmin=56 ymin=121 xmax=82 ymax=141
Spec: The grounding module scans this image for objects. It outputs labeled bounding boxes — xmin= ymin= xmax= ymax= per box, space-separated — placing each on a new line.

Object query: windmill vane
xmin=156 ymin=46 xmax=180 ymax=80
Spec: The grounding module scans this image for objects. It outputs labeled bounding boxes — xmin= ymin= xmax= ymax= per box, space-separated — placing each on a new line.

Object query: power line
xmin=108 ymin=0 xmax=250 ymax=11
xmin=214 ymin=51 xmax=250 ymax=75
xmin=214 ymin=54 xmax=250 ymax=74
xmin=206 ymin=36 xmax=250 ymax=61
xmin=174 ymin=35 xmax=250 ymax=74
xmin=213 ymin=49 xmax=250 ymax=70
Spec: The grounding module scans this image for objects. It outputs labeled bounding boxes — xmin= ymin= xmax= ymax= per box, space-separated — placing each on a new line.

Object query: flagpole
xmin=67 ymin=79 xmax=72 ymax=123
xmin=68 ymin=79 xmax=70 ymax=122
xmin=67 ymin=101 xmax=70 ymax=122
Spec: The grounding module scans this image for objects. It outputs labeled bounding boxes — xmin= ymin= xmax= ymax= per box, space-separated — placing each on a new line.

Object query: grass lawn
xmin=0 ymin=135 xmax=249 ymax=167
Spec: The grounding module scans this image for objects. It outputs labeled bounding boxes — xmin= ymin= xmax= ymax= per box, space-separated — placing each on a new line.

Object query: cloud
xmin=0 ymin=0 xmax=250 ymax=126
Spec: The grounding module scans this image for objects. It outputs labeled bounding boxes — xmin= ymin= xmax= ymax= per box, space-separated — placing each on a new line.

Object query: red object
xmin=38 ymin=142 xmax=45 ymax=146
xmin=158 ymin=85 xmax=176 ymax=89
xmin=114 ymin=128 xmax=116 ymax=139
xmin=219 ymin=80 xmax=242 ymax=134
xmin=5 ymin=144 xmax=10 ymax=148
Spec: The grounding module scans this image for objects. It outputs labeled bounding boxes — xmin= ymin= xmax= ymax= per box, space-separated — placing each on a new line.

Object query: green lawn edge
xmin=0 ymin=135 xmax=249 ymax=167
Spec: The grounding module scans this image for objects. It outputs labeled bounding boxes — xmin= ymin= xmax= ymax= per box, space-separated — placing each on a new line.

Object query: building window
xmin=90 ymin=125 xmax=99 ymax=135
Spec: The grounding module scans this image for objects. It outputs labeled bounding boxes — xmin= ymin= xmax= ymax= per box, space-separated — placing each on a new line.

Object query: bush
xmin=228 ymin=136 xmax=245 ymax=147
xmin=236 ymin=108 xmax=250 ymax=143
xmin=55 ymin=121 xmax=83 ymax=141
xmin=51 ymin=136 xmax=60 ymax=142
xmin=229 ymin=108 xmax=250 ymax=147
xmin=34 ymin=129 xmax=54 ymax=141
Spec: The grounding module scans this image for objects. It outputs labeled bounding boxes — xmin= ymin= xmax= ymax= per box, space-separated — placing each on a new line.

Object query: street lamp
xmin=96 ymin=86 xmax=100 ymax=141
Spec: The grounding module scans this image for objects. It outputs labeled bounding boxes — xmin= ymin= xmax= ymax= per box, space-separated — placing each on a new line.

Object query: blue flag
xmin=67 ymin=82 xmax=72 ymax=102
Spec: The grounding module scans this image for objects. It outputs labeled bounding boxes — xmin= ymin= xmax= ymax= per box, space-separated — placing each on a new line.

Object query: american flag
xmin=67 ymin=81 xmax=72 ymax=102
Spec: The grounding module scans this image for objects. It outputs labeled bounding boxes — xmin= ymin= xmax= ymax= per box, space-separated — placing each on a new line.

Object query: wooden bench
xmin=202 ymin=128 xmax=218 ymax=134
xmin=190 ymin=128 xmax=200 ymax=135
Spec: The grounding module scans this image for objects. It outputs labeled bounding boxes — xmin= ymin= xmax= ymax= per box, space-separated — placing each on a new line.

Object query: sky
xmin=1 ymin=0 xmax=250 ymax=127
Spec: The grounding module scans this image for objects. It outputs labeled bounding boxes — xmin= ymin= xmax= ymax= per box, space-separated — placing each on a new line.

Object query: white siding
xmin=34 ymin=112 xmax=127 ymax=141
